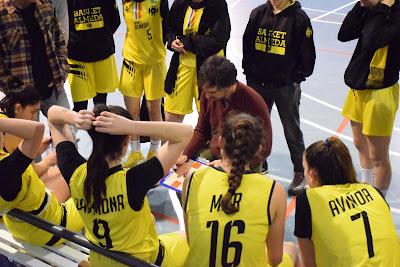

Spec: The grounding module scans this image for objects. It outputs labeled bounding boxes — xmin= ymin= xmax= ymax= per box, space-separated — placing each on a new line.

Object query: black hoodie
xmin=67 ymin=0 xmax=120 ymax=62
xmin=338 ymin=1 xmax=400 ymax=90
xmin=242 ymin=1 xmax=315 ymax=87
xmin=164 ymin=0 xmax=231 ymax=94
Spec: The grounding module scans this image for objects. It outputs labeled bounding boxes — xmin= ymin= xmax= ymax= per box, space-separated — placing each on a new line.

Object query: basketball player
xmin=67 ymin=0 xmax=120 ymax=112
xmin=48 ymin=104 xmax=193 ymax=266
xmin=119 ymin=0 xmax=169 ymax=168
xmin=0 ymin=117 xmax=83 ymax=246
xmin=295 ymin=137 xmax=400 ymax=266
xmin=183 ymin=113 xmax=298 ymax=267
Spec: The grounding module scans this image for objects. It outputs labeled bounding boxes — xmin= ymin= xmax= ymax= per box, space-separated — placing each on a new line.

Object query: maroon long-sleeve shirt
xmin=183 ymin=82 xmax=272 ymax=166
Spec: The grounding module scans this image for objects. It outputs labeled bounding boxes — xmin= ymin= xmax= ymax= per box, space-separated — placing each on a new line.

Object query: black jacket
xmin=242 ymin=1 xmax=315 ymax=87
xmin=67 ymin=0 xmax=120 ymax=62
xmin=164 ymin=0 xmax=231 ymax=94
xmin=338 ymin=1 xmax=400 ymax=90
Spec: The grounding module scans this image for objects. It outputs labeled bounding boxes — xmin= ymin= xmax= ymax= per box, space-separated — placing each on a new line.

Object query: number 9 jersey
xmin=185 ymin=167 xmax=292 ymax=267
xmin=295 ymin=183 xmax=400 ymax=267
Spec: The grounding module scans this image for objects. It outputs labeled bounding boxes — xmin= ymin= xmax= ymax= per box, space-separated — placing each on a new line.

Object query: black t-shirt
xmin=19 ymin=3 xmax=53 ymax=100
xmin=0 ymin=148 xmax=33 ymax=202
xmin=56 ymin=141 xmax=164 ymax=211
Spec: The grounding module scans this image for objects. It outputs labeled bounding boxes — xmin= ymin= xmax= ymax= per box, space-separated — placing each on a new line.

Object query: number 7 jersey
xmin=185 ymin=167 xmax=277 ymax=267
xmin=304 ymin=183 xmax=400 ymax=267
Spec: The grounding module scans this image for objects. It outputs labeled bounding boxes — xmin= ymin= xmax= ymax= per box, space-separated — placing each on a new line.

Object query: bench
xmin=0 ymin=210 xmax=156 ymax=267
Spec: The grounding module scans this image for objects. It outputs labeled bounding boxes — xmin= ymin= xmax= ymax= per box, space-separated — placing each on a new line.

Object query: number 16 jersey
xmin=185 ymin=167 xmax=276 ymax=267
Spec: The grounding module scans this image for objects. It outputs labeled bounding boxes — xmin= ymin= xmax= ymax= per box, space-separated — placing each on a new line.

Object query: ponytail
xmin=220 ymin=113 xmax=265 ymax=214
xmin=85 ymin=104 xmax=132 ymax=210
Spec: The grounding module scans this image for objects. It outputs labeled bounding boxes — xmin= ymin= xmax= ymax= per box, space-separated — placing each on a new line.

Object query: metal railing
xmin=7 ymin=209 xmax=157 ymax=267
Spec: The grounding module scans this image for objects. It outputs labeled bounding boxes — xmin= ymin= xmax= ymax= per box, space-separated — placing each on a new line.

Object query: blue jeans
xmin=247 ymin=80 xmax=305 ymax=173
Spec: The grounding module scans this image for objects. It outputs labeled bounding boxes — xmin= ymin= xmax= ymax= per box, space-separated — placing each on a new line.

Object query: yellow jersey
xmin=306 ymin=183 xmax=400 ymax=267
xmin=0 ymin=152 xmax=82 ymax=245
xmin=122 ymin=0 xmax=166 ymax=65
xmin=69 ymin=163 xmax=160 ymax=264
xmin=185 ymin=167 xmax=276 ymax=267
xmin=0 ymin=113 xmax=21 ymax=153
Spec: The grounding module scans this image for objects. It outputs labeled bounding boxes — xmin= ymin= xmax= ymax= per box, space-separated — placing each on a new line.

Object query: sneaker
xmin=287 ymin=172 xmax=306 ymax=196
xmin=123 ymin=151 xmax=144 ymax=169
xmin=147 ymin=150 xmax=157 ymax=160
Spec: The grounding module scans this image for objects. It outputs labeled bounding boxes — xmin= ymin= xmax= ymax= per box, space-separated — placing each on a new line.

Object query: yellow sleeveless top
xmin=122 ymin=0 xmax=166 ymax=65
xmin=185 ymin=167 xmax=276 ymax=267
xmin=69 ymin=163 xmax=159 ymax=264
xmin=307 ymin=183 xmax=400 ymax=267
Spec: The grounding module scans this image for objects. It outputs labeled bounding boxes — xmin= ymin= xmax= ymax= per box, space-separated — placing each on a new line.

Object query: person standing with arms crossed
xmin=338 ymin=0 xmax=400 ymax=197
xmin=242 ymin=0 xmax=316 ymax=196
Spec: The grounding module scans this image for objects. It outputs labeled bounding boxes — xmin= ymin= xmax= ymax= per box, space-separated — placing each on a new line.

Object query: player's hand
xmin=381 ymin=0 xmax=395 ymax=7
xmin=74 ymin=110 xmax=95 ymax=130
xmin=37 ymin=137 xmax=52 ymax=155
xmin=93 ymin=111 xmax=131 ymax=135
xmin=175 ymin=155 xmax=191 ymax=176
xmin=172 ymin=38 xmax=186 ymax=54
xmin=208 ymin=159 xmax=223 ymax=168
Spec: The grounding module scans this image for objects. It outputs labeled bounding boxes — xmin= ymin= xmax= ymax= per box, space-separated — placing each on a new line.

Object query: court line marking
xmin=303 ymin=7 xmax=346 ymax=16
xmin=312 ymin=0 xmax=358 ymax=21
xmin=312 ymin=19 xmax=342 ymax=25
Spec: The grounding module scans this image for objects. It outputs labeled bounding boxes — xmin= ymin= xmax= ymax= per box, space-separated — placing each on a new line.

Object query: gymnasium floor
xmin=64 ymin=0 xmax=400 ymax=243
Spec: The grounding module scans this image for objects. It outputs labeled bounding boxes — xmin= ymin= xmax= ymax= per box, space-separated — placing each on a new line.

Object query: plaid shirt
xmin=0 ymin=0 xmax=68 ymax=94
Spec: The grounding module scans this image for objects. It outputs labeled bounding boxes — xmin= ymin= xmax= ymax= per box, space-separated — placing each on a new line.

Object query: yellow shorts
xmin=68 ymin=55 xmax=119 ymax=102
xmin=119 ymin=59 xmax=166 ymax=101
xmin=88 ymin=232 xmax=188 ymax=267
xmin=3 ymin=197 xmax=84 ymax=246
xmin=164 ymin=63 xmax=200 ymax=115
xmin=277 ymin=253 xmax=294 ymax=267
xmin=158 ymin=232 xmax=189 ymax=267
xmin=342 ymin=83 xmax=399 ymax=136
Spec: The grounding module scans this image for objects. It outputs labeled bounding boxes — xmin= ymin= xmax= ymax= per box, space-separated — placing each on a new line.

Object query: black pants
xmin=247 ymin=80 xmax=305 ymax=172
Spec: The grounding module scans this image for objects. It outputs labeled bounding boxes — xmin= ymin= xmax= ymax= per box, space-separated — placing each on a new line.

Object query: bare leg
xmin=350 ymin=121 xmax=372 ymax=169
xmin=40 ymin=166 xmax=70 ymax=203
xmin=165 ymin=111 xmax=185 ymax=123
xmin=365 ymin=135 xmax=392 ymax=192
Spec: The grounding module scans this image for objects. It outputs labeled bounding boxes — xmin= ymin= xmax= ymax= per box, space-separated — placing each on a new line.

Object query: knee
xmin=283 ymin=242 xmax=299 ymax=266
xmin=146 ymin=100 xmax=161 ymax=115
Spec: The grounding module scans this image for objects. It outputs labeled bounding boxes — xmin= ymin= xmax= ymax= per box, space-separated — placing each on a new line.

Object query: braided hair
xmin=220 ymin=113 xmax=265 ymax=214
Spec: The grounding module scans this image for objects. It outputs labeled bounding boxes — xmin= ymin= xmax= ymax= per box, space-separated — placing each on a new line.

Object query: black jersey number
xmin=93 ymin=219 xmax=113 ymax=249
xmin=351 ymin=211 xmax=374 ymax=258
xmin=147 ymin=29 xmax=153 ymax=40
xmin=206 ymin=220 xmax=245 ymax=267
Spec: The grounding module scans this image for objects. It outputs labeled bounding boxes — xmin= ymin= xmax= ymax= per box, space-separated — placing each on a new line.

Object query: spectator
xmin=338 ymin=0 xmax=400 ymax=196
xmin=243 ymin=0 xmax=316 ymax=195
xmin=0 ymin=0 xmax=70 ymax=117
xmin=164 ymin=0 xmax=231 ymax=123
xmin=176 ymin=56 xmax=272 ymax=173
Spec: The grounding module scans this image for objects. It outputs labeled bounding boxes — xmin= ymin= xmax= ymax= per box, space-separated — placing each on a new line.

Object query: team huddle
xmin=0 ymin=0 xmax=400 ymax=266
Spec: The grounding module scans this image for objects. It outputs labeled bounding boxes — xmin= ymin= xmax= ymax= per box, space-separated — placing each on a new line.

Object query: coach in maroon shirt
xmin=176 ymin=55 xmax=272 ymax=172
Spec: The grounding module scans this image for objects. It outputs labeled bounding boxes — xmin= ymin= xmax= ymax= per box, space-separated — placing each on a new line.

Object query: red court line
xmin=285 ymin=117 xmax=350 ymax=220
xmin=152 ymin=210 xmax=180 ymax=225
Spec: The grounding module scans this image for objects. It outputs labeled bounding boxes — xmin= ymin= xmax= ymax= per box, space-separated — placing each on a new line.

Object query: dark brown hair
xmin=85 ymin=104 xmax=132 ymax=210
xmin=220 ymin=113 xmax=265 ymax=214
xmin=0 ymin=85 xmax=40 ymax=118
xmin=304 ymin=137 xmax=357 ymax=186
